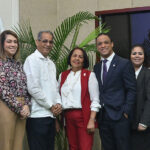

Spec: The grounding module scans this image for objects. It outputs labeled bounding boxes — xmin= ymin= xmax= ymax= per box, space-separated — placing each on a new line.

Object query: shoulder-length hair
xmin=0 ymin=30 xmax=20 ymax=60
xmin=67 ymin=47 xmax=89 ymax=68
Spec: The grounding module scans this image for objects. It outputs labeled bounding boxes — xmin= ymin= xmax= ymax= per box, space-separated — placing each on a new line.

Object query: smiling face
xmin=36 ymin=32 xmax=53 ymax=57
xmin=70 ymin=49 xmax=84 ymax=72
xmin=4 ymin=34 xmax=18 ymax=58
xmin=96 ymin=34 xmax=114 ymax=58
xmin=130 ymin=46 xmax=145 ymax=69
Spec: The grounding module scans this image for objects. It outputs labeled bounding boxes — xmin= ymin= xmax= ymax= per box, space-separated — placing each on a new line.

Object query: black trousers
xmin=26 ymin=117 xmax=55 ymax=150
xmin=99 ymin=110 xmax=131 ymax=150
xmin=131 ymin=128 xmax=150 ymax=150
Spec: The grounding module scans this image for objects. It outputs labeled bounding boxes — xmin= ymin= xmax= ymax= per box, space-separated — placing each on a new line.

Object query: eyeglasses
xmin=39 ymin=39 xmax=54 ymax=44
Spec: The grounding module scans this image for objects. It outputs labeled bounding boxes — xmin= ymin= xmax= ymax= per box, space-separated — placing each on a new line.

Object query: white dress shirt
xmin=24 ymin=50 xmax=61 ymax=118
xmin=135 ymin=65 xmax=142 ymax=79
xmin=59 ymin=70 xmax=101 ymax=112
xmin=101 ymin=52 xmax=115 ymax=83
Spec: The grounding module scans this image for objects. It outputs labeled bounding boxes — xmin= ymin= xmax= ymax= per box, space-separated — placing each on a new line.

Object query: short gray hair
xmin=37 ymin=30 xmax=54 ymax=41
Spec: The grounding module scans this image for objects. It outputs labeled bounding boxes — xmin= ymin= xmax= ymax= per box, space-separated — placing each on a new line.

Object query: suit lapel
xmin=136 ymin=66 xmax=145 ymax=110
xmin=98 ymin=62 xmax=103 ymax=87
xmin=137 ymin=66 xmax=145 ymax=86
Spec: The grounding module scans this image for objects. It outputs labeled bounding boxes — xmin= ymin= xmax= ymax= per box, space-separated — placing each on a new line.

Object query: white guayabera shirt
xmin=24 ymin=50 xmax=61 ymax=118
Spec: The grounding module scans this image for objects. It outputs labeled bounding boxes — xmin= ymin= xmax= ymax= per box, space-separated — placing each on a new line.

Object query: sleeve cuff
xmin=91 ymin=106 xmax=101 ymax=112
xmin=139 ymin=123 xmax=147 ymax=128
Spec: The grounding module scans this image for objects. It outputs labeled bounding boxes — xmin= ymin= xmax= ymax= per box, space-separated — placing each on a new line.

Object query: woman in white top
xmin=130 ymin=44 xmax=150 ymax=150
xmin=59 ymin=47 xmax=101 ymax=150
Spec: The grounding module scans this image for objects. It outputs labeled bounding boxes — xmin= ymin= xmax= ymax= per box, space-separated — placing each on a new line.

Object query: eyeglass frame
xmin=39 ymin=39 xmax=54 ymax=44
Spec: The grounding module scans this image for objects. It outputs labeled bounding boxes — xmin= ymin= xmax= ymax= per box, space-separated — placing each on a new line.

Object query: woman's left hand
xmin=87 ymin=118 xmax=95 ymax=134
xmin=20 ymin=105 xmax=30 ymax=119
xmin=138 ymin=124 xmax=147 ymax=131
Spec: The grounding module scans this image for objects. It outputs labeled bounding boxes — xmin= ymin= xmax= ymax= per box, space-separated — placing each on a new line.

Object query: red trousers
xmin=64 ymin=109 xmax=93 ymax=150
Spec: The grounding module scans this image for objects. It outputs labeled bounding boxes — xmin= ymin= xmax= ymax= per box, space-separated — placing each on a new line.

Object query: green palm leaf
xmin=13 ymin=21 xmax=36 ymax=62
xmin=50 ymin=11 xmax=99 ymax=62
xmin=79 ymin=23 xmax=110 ymax=48
xmin=70 ymin=23 xmax=81 ymax=50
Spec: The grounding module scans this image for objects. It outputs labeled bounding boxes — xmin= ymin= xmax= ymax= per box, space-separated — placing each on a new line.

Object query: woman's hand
xmin=138 ymin=124 xmax=147 ymax=131
xmin=87 ymin=118 xmax=95 ymax=134
xmin=20 ymin=105 xmax=30 ymax=119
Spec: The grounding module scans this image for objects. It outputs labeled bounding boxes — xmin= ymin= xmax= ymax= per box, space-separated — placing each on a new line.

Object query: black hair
xmin=67 ymin=47 xmax=89 ymax=68
xmin=96 ymin=33 xmax=113 ymax=42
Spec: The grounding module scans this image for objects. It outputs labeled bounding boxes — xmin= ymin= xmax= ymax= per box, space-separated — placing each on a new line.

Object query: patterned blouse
xmin=0 ymin=58 xmax=30 ymax=114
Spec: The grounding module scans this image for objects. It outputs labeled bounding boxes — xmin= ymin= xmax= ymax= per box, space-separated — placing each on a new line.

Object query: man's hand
xmin=123 ymin=113 xmax=128 ymax=119
xmin=50 ymin=103 xmax=62 ymax=116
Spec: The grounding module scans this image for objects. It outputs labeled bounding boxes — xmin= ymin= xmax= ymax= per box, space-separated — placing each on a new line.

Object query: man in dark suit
xmin=94 ymin=33 xmax=136 ymax=150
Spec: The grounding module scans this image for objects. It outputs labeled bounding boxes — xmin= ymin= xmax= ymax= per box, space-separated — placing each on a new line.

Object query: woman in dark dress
xmin=130 ymin=44 xmax=150 ymax=150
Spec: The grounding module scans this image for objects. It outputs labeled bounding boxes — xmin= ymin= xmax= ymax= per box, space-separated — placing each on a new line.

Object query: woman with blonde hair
xmin=0 ymin=30 xmax=30 ymax=150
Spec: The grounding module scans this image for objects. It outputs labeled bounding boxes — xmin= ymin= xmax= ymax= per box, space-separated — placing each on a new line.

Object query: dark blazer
xmin=132 ymin=66 xmax=150 ymax=129
xmin=94 ymin=54 xmax=136 ymax=121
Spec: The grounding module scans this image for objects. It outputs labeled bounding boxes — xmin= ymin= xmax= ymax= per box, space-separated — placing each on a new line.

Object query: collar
xmin=70 ymin=70 xmax=81 ymax=75
xmin=135 ymin=65 xmax=143 ymax=79
xmin=101 ymin=52 xmax=115 ymax=62
xmin=34 ymin=49 xmax=49 ymax=60
xmin=5 ymin=56 xmax=16 ymax=63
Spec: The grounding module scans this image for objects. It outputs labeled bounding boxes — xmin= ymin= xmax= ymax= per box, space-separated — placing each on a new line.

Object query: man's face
xmin=96 ymin=35 xmax=114 ymax=58
xmin=36 ymin=33 xmax=53 ymax=57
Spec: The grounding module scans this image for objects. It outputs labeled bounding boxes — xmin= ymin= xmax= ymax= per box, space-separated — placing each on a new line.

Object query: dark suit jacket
xmin=94 ymin=54 xmax=136 ymax=121
xmin=132 ymin=66 xmax=150 ymax=129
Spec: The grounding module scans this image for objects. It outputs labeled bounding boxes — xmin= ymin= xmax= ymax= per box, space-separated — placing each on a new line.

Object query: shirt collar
xmin=34 ymin=49 xmax=49 ymax=60
xmin=101 ymin=52 xmax=115 ymax=62
xmin=6 ymin=57 xmax=15 ymax=62
xmin=70 ymin=70 xmax=81 ymax=75
xmin=135 ymin=65 xmax=142 ymax=79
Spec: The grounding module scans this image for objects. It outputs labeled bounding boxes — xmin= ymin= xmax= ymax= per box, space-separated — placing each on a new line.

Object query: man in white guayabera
xmin=24 ymin=31 xmax=62 ymax=150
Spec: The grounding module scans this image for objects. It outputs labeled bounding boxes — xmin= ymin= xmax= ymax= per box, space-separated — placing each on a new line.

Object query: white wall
xmin=19 ymin=0 xmax=57 ymax=38
xmin=0 ymin=18 xmax=4 ymax=32
xmin=0 ymin=0 xmax=19 ymax=30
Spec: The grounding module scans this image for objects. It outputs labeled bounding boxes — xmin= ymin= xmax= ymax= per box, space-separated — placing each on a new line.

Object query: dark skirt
xmin=131 ymin=128 xmax=150 ymax=150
